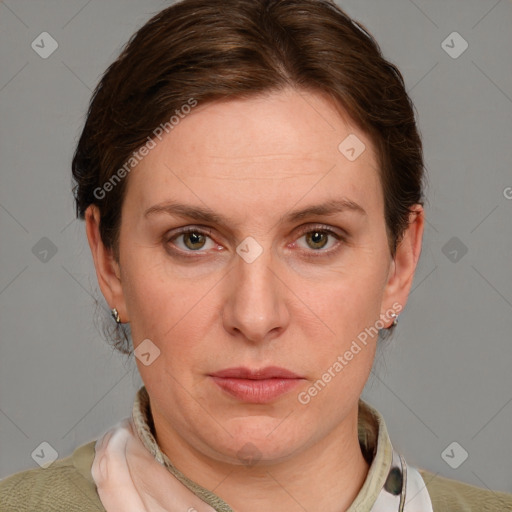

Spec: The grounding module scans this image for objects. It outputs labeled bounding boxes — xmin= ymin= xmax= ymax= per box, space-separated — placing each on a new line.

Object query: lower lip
xmin=210 ymin=376 xmax=302 ymax=404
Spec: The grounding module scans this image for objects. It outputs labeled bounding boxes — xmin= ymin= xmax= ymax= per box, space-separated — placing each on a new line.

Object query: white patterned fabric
xmin=91 ymin=417 xmax=217 ymax=512
xmin=370 ymin=448 xmax=433 ymax=511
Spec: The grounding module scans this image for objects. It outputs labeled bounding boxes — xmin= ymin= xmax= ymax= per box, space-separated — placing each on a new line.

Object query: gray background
xmin=1 ymin=0 xmax=511 ymax=496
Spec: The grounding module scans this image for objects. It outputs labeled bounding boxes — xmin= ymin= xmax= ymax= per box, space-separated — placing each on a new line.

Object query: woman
xmin=1 ymin=0 xmax=511 ymax=510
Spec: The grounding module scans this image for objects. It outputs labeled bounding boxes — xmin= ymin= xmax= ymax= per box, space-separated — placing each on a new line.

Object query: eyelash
xmin=164 ymin=224 xmax=346 ymax=259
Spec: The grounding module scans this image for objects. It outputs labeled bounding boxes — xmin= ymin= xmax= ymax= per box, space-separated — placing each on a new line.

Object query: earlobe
xmin=85 ymin=205 xmax=129 ymax=322
xmin=381 ymin=205 xmax=424 ymax=325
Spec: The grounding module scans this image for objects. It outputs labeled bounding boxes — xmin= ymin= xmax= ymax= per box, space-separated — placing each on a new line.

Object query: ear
xmin=85 ymin=204 xmax=129 ymax=323
xmin=380 ymin=204 xmax=424 ymax=326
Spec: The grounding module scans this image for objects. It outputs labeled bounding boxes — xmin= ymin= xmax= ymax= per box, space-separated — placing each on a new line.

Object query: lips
xmin=209 ymin=366 xmax=304 ymax=404
xmin=210 ymin=366 xmax=302 ymax=380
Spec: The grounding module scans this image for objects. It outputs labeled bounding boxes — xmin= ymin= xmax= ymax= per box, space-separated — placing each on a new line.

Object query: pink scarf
xmin=91 ymin=417 xmax=217 ymax=512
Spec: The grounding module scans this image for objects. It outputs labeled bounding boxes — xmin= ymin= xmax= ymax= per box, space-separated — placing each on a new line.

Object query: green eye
xmin=296 ymin=227 xmax=342 ymax=253
xmin=304 ymin=231 xmax=330 ymax=250
xmin=182 ymin=232 xmax=208 ymax=250
xmin=167 ymin=227 xmax=216 ymax=253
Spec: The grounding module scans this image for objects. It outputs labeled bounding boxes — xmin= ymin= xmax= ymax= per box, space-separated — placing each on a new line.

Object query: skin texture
xmin=86 ymin=88 xmax=424 ymax=512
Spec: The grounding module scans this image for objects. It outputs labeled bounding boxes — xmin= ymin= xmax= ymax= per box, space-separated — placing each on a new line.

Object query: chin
xmin=208 ymin=419 xmax=310 ymax=466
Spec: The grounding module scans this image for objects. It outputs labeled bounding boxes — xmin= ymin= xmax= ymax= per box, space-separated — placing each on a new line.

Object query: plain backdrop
xmin=1 ymin=0 xmax=511 ymax=494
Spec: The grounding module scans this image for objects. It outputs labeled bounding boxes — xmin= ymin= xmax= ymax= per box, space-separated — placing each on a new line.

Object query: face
xmin=88 ymin=88 xmax=422 ymax=466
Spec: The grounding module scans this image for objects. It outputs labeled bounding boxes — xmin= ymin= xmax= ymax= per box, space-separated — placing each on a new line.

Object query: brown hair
xmin=72 ymin=0 xmax=424 ymax=353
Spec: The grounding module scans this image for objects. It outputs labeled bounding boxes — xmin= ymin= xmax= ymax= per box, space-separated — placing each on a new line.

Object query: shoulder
xmin=0 ymin=440 xmax=104 ymax=512
xmin=420 ymin=468 xmax=512 ymax=512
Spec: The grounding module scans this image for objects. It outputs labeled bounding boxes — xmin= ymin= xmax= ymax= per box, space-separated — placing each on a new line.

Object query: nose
xmin=222 ymin=247 xmax=290 ymax=344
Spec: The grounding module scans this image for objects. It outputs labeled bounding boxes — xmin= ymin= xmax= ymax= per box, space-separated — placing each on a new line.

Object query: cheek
xmin=119 ymin=252 xmax=175 ymax=341
xmin=294 ymin=260 xmax=388 ymax=381
xmin=120 ymin=251 xmax=217 ymax=368
xmin=300 ymin=259 xmax=387 ymax=333
xmin=297 ymin=272 xmax=383 ymax=402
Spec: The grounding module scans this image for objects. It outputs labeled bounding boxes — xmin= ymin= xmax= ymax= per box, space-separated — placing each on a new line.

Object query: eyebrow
xmin=144 ymin=197 xmax=366 ymax=226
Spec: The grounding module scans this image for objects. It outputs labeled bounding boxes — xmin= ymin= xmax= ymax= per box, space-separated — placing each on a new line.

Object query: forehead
xmin=124 ymin=88 xmax=383 ymax=220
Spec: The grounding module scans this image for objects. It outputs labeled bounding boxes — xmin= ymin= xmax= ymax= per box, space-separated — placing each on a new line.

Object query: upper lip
xmin=210 ymin=366 xmax=302 ymax=379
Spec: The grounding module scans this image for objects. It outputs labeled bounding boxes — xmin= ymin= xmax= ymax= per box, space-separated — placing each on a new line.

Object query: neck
xmin=151 ymin=406 xmax=370 ymax=512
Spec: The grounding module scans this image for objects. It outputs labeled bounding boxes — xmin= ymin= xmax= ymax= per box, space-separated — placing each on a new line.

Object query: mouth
xmin=208 ymin=366 xmax=305 ymax=404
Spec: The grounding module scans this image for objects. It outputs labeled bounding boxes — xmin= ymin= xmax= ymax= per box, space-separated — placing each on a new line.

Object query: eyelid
xmin=166 ymin=225 xmax=214 ymax=239
xmin=294 ymin=223 xmax=346 ymax=238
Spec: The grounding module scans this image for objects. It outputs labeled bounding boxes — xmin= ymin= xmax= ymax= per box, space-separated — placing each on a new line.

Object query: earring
xmin=111 ymin=307 xmax=121 ymax=324
xmin=389 ymin=312 xmax=398 ymax=328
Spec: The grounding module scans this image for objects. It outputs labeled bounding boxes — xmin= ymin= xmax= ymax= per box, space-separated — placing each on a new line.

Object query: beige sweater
xmin=1 ymin=387 xmax=511 ymax=511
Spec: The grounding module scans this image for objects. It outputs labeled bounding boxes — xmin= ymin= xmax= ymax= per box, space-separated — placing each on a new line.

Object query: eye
xmin=166 ymin=227 xmax=217 ymax=252
xmin=294 ymin=225 xmax=344 ymax=254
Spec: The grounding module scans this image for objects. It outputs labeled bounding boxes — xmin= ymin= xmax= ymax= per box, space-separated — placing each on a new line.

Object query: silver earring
xmin=111 ymin=307 xmax=121 ymax=324
xmin=389 ymin=312 xmax=398 ymax=328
